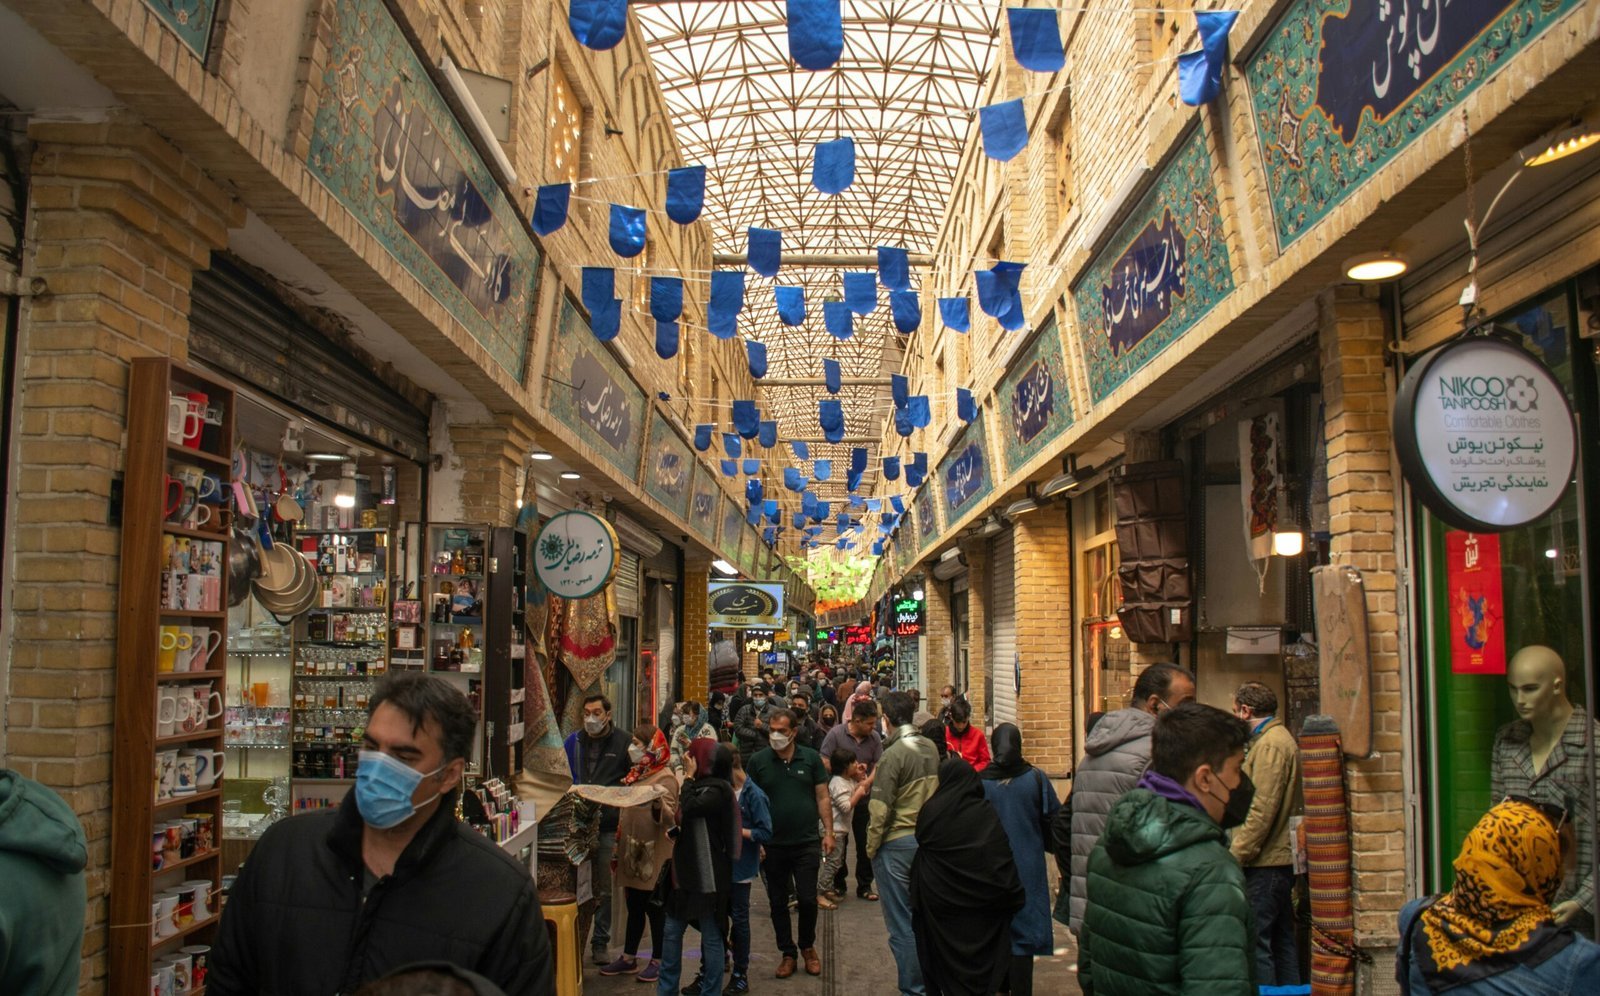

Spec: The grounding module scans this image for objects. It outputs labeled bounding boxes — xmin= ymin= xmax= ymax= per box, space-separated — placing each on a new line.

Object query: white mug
xmin=155 ymin=892 xmax=179 ymax=938
xmin=166 ymin=397 xmax=201 ymax=446
xmin=155 ymin=750 xmax=178 ymax=800
xmin=156 ymin=692 xmax=186 ymax=737
xmin=182 ymin=627 xmax=222 ymax=671
xmin=173 ymin=754 xmax=198 ymax=796
xmin=182 ymin=879 xmax=213 ymax=919
xmin=189 ymin=684 xmax=224 ymax=727
xmin=183 ymin=749 xmax=225 ymax=790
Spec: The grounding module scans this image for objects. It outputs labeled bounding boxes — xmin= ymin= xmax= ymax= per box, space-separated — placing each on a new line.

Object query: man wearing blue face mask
xmin=208 ymin=673 xmax=554 ymax=995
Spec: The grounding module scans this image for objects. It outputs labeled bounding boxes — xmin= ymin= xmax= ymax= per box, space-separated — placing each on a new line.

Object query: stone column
xmin=1012 ymin=507 xmax=1073 ymax=774
xmin=1318 ymin=285 xmax=1405 ymax=952
xmin=448 ymin=414 xmax=536 ymax=525
xmin=960 ymin=540 xmax=989 ymax=726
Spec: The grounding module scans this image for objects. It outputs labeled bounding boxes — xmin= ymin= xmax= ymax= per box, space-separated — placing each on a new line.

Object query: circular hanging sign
xmin=1392 ymin=335 xmax=1576 ymax=532
xmin=533 ymin=510 xmax=620 ymax=599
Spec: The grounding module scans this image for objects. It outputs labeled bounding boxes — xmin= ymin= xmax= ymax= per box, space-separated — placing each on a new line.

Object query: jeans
xmin=623 ymin=885 xmax=665 ymax=960
xmin=657 ymin=912 xmax=724 ymax=996
xmin=1244 ymin=865 xmax=1300 ymax=986
xmin=872 ymin=835 xmax=925 ymax=996
xmin=762 ymin=841 xmax=821 ymax=956
xmin=589 ymin=832 xmax=616 ymax=952
xmin=729 ymin=882 xmax=752 ymax=973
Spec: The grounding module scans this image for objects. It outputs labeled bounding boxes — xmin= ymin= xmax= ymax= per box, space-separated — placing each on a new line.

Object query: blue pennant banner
xmin=581 ymin=267 xmax=614 ymax=313
xmin=907 ymin=396 xmax=931 ymax=428
xmin=823 ymin=358 xmax=841 ymax=394
xmin=1007 ymin=7 xmax=1065 ymax=73
xmin=665 ymin=165 xmax=706 ymax=224
xmin=823 ymin=301 xmax=853 ymax=339
xmin=890 ymin=290 xmax=920 ymax=332
xmin=723 ymin=433 xmax=742 ymax=459
xmin=906 ymin=453 xmax=927 ymax=488
xmin=746 ymin=504 xmax=761 ymax=525
xmin=1178 ymin=10 xmax=1239 ymax=106
xmin=979 ymin=99 xmax=1029 ymax=162
xmin=733 ymin=401 xmax=760 ymax=439
xmin=802 ymin=491 xmax=818 ymax=515
xmin=694 ymin=424 xmax=713 ymax=452
xmin=590 ymin=298 xmax=621 ymax=342
xmin=532 ymin=184 xmax=570 ymax=235
xmin=650 ymin=277 xmax=683 ymax=322
xmin=812 ymin=136 xmax=855 ymax=195
xmin=975 ymin=262 xmax=1026 ymax=329
xmin=569 ymin=0 xmax=628 ymax=50
xmin=748 ymin=227 xmax=782 ymax=277
xmin=939 ymin=296 xmax=971 ymax=332
xmin=708 ymin=270 xmax=745 ymax=340
xmin=721 ymin=460 xmax=737 ymax=477
xmin=790 ymin=440 xmax=810 ymax=461
xmin=763 ymin=499 xmax=779 ymax=518
xmin=814 ymin=459 xmax=832 ymax=481
xmin=847 ymin=468 xmax=863 ymax=493
xmin=891 ymin=374 xmax=909 ymax=408
xmin=787 ymin=0 xmax=843 ymax=71
xmin=878 ymin=245 xmax=910 ymax=291
xmin=819 ymin=399 xmax=845 ymax=443
xmin=746 ymin=340 xmax=768 ymax=379
xmin=775 ymin=285 xmax=806 ymax=326
xmin=891 ymin=495 xmax=905 ymax=514
xmin=785 ymin=467 xmax=806 ymax=492
xmin=655 ymin=320 xmax=679 ymax=360
xmin=793 ymin=513 xmax=808 ymax=530
xmin=758 ymin=420 xmax=778 ymax=449
xmin=843 ymin=272 xmax=877 ymax=315
xmin=608 ymin=204 xmax=647 ymax=257
xmin=956 ymin=387 xmax=977 ymax=423
xmin=743 ymin=459 xmax=761 ymax=476
xmin=851 ymin=447 xmax=868 ymax=474
xmin=894 ymin=407 xmax=914 ymax=438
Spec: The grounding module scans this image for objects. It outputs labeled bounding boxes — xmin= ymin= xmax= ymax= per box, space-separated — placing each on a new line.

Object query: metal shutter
xmin=615 ymin=551 xmax=641 ymax=618
xmin=988 ymin=526 xmax=1017 ymax=729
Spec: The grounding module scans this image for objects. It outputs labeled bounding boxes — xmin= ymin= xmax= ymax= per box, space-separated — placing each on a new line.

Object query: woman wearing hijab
xmin=602 ymin=725 xmax=679 ymax=983
xmin=656 ymin=739 xmax=739 ymax=996
xmin=1398 ymin=798 xmax=1600 ymax=993
xmin=981 ymin=724 xmax=1061 ymax=996
xmin=910 ymin=757 xmax=1026 ymax=996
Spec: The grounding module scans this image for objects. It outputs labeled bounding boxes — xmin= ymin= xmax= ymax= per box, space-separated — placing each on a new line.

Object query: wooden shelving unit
xmin=112 ymin=358 xmax=235 ymax=991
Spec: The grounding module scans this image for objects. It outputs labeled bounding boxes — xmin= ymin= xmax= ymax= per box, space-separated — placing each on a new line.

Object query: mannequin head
xmin=1507 ymin=645 xmax=1572 ymax=727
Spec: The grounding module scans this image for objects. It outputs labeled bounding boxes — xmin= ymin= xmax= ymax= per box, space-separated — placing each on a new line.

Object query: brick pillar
xmin=1013 ymin=508 xmax=1073 ymax=774
xmin=6 ymin=118 xmax=236 ymax=991
xmin=961 ymin=540 xmax=989 ymax=725
xmin=449 ymin=414 xmax=536 ymax=525
xmin=1318 ymin=285 xmax=1405 ymax=951
xmin=922 ymin=577 xmax=953 ymax=702
xmin=681 ymin=556 xmax=710 ymax=701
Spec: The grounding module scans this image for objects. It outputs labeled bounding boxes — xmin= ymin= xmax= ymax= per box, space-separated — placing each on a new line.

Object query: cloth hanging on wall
xmin=559 ymin=585 xmax=618 ymax=689
xmin=1239 ymin=406 xmax=1284 ymax=562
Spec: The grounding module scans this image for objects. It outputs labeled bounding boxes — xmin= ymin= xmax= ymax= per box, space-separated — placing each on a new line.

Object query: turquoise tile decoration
xmin=305 ymin=0 xmax=540 ymax=379
xmin=144 ymin=0 xmax=216 ymax=58
xmin=644 ymin=412 xmax=693 ymax=519
xmin=720 ymin=498 xmax=744 ymax=560
xmin=915 ymin=488 xmax=940 ymax=554
xmin=1073 ymin=128 xmax=1233 ymax=405
xmin=688 ymin=463 xmax=719 ymax=541
xmin=1247 ymin=0 xmax=1580 ymax=250
xmin=997 ymin=314 xmax=1072 ymax=475
xmin=546 ymin=300 xmax=646 ymax=480
xmin=936 ymin=418 xmax=993 ymax=524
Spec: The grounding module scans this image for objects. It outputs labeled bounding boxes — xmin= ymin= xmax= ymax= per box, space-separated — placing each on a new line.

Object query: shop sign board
xmin=1073 ymin=129 xmax=1233 ymax=404
xmin=915 ymin=489 xmax=939 ymax=554
xmin=892 ymin=597 xmax=923 ymax=638
xmin=937 ymin=419 xmax=993 ymax=523
xmin=644 ymin=412 xmax=693 ymax=519
xmin=1393 ymin=336 xmax=1576 ymax=532
xmin=844 ymin=625 xmax=873 ymax=645
xmin=546 ymin=300 xmax=646 ymax=479
xmin=534 ymin=510 xmax=620 ymax=599
xmin=306 ymin=0 xmax=541 ymax=379
xmin=1445 ymin=531 xmax=1507 ymax=675
xmin=1246 ymin=0 xmax=1580 ymax=250
xmin=688 ymin=463 xmax=719 ymax=542
xmin=998 ymin=315 xmax=1073 ymax=474
xmin=708 ymin=582 xmax=785 ymax=628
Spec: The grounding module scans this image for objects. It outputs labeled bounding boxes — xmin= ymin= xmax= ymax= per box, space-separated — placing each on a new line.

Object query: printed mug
xmin=183 ymin=879 xmax=213 ymax=919
xmin=154 ymin=750 xmax=178 ymax=800
xmin=180 ymin=627 xmax=222 ymax=671
xmin=166 ymin=396 xmax=201 ymax=446
xmin=182 ymin=748 xmax=225 ymax=790
xmin=172 ymin=755 xmax=198 ymax=796
xmin=157 ymin=626 xmax=190 ymax=674
xmin=180 ymin=392 xmax=207 ymax=449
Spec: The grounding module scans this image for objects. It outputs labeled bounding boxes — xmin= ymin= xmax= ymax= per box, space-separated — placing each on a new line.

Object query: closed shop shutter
xmin=615 ymin=551 xmax=641 ymax=618
xmin=988 ymin=526 xmax=1017 ymax=728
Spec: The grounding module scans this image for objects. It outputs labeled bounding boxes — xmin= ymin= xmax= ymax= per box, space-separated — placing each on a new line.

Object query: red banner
xmin=1446 ymin=531 xmax=1506 ymax=675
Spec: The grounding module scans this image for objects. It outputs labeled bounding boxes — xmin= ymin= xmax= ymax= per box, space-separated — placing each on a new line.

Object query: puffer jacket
xmin=1067 ymin=707 xmax=1155 ymax=931
xmin=1079 ymin=789 xmax=1254 ymax=995
xmin=0 ymin=770 xmax=87 ymax=996
xmin=1230 ymin=718 xmax=1301 ymax=868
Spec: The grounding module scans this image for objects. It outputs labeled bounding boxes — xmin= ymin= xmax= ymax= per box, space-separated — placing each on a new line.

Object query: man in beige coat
xmin=1231 ymin=682 xmax=1302 ymax=988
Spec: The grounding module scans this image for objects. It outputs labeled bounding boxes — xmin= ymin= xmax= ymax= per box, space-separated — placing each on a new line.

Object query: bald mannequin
xmin=1508 ymin=645 xmax=1575 ymax=774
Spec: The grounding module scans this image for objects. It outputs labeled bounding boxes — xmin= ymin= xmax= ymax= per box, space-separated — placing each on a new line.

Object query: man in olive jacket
xmin=1231 ymin=681 xmax=1303 ymax=986
xmin=1080 ymin=702 xmax=1254 ymax=996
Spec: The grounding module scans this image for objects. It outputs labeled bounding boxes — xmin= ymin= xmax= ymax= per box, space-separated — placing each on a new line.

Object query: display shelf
xmin=229 ymin=742 xmax=290 ymax=750
xmin=155 ymin=848 xmax=220 ymax=877
xmin=152 ymin=911 xmax=221 ymax=952
xmin=159 ymin=610 xmax=229 ymax=620
xmin=153 ymin=788 xmax=224 ymax=813
xmin=228 ymin=650 xmax=289 ymax=657
xmin=165 ymin=443 xmax=231 ymax=471
xmin=298 ymin=527 xmax=390 ymax=535
xmin=155 ymin=729 xmax=224 ymax=749
xmin=293 ymin=671 xmax=384 ymax=679
xmin=158 ymin=670 xmax=225 ymax=682
xmin=162 ymin=523 xmax=229 ymax=542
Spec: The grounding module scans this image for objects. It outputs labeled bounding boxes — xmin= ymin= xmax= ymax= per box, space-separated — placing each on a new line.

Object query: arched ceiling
xmin=634 ymin=2 xmax=1000 ymax=527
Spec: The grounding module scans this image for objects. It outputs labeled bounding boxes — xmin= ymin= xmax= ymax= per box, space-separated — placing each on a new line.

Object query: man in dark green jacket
xmin=0 ymin=768 xmax=88 ymax=996
xmin=1079 ymin=702 xmax=1255 ymax=995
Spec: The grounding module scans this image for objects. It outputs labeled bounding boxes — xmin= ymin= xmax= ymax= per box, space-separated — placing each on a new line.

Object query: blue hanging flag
xmin=532 ymin=184 xmax=570 ymax=235
xmin=836 ymin=513 xmax=851 ymax=532
xmin=721 ymin=460 xmax=738 ymax=477
xmin=819 ymin=399 xmax=845 ymax=443
xmin=891 ymin=495 xmax=905 ymax=514
xmin=747 ymin=340 xmax=768 ymax=379
xmin=850 ymin=496 xmax=866 ymax=508
xmin=787 ymin=0 xmax=843 ymax=70
xmin=733 ymin=401 xmax=760 ymax=439
xmin=851 ymin=447 xmax=868 ymax=474
xmin=775 ymin=286 xmax=806 ymax=326
xmin=650 ymin=277 xmax=683 ymax=322
xmin=581 ymin=267 xmax=614 ymax=313
xmin=866 ymin=498 xmax=882 ymax=512
xmin=975 ymin=262 xmax=1026 ymax=330
xmin=758 ymin=420 xmax=778 ymax=449
xmin=823 ymin=301 xmax=853 ymax=340
xmin=748 ymin=227 xmax=782 ymax=277
xmin=608 ymin=204 xmax=647 ymax=257
xmin=816 ymin=501 xmax=831 ymax=521
xmin=802 ymin=491 xmax=818 ymax=515
xmin=890 ymin=290 xmax=920 ymax=332
xmin=569 ymin=0 xmax=627 ymax=50
xmin=843 ymin=272 xmax=877 ymax=315
xmin=747 ymin=505 xmax=761 ymax=525
xmin=790 ymin=440 xmax=810 ymax=461
xmin=655 ymin=320 xmax=679 ymax=360
xmin=836 ymin=539 xmax=851 ymax=550
xmin=708 ymin=270 xmax=745 ymax=340
xmin=746 ymin=480 xmax=764 ymax=505
xmin=894 ymin=407 xmax=914 ymax=438
xmin=906 ymin=462 xmax=926 ymax=489
xmin=979 ymin=99 xmax=1029 ymax=162
xmin=814 ymin=459 xmax=832 ymax=482
xmin=1178 ymin=11 xmax=1241 ymax=106
xmin=743 ymin=459 xmax=761 ymax=476
xmin=589 ymin=298 xmax=621 ymax=341
xmin=812 ymin=136 xmax=855 ymax=194
xmin=1007 ymin=7 xmax=1065 ymax=73
xmin=793 ymin=513 xmax=808 ymax=530
xmin=956 ymin=388 xmax=977 ymax=423
xmin=877 ymin=245 xmax=910 ymax=291
xmin=907 ymin=396 xmax=931 ymax=428
xmin=665 ymin=166 xmax=706 ymax=224
xmin=764 ymin=526 xmax=776 ymax=544
xmin=872 ymin=540 xmax=884 ymax=556
xmin=823 ymin=358 xmax=841 ymax=394
xmin=891 ymin=374 xmax=909 ymax=408
xmin=846 ymin=468 xmax=863 ymax=493
xmin=694 ymin=424 xmax=713 ymax=452
xmin=784 ymin=467 xmax=806 ymax=492
xmin=723 ymin=433 xmax=742 ymax=459
xmin=763 ymin=499 xmax=779 ymax=518
xmin=938 ymin=296 xmax=971 ymax=333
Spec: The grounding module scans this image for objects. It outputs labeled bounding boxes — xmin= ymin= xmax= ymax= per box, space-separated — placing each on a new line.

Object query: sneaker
xmin=637 ymin=960 xmax=661 ymax=984
xmin=592 ymin=947 xmax=611 ymax=967
xmin=727 ymin=973 xmax=750 ymax=994
xmin=681 ymin=973 xmax=703 ymax=995
xmin=599 ymin=956 xmax=639 ymax=976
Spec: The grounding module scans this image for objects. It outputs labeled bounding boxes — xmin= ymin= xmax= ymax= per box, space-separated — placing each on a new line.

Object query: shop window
xmin=546 ymin=61 xmax=584 ymax=186
xmin=1076 ymin=482 xmax=1131 ymax=713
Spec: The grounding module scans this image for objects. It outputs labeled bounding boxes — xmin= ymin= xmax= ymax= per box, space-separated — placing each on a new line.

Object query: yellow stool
xmin=543 ymin=901 xmax=583 ymax=996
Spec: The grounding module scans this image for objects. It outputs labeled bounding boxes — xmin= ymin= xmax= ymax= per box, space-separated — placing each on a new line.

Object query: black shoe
xmin=727 ymin=972 xmax=750 ymax=994
xmin=681 ymin=973 xmax=703 ymax=995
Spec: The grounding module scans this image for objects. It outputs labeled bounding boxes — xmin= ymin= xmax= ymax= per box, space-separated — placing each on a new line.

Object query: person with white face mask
xmin=733 ymin=682 xmax=779 ymax=761
xmin=562 ymin=693 xmax=634 ymax=965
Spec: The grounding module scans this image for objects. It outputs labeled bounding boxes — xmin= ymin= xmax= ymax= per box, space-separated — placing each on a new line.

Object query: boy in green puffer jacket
xmin=1079 ymin=702 xmax=1255 ymax=996
xmin=0 ymin=768 xmax=88 ymax=996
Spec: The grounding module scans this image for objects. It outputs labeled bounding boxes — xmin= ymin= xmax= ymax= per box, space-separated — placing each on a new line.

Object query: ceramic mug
xmin=181 ymin=627 xmax=222 ymax=671
xmin=155 ymin=892 xmax=179 ymax=938
xmin=188 ymin=684 xmax=223 ymax=729
xmin=160 ymin=823 xmax=182 ymax=866
xmin=162 ymin=952 xmax=192 ymax=994
xmin=181 ymin=501 xmax=214 ymax=531
xmin=156 ymin=691 xmax=191 ymax=738
xmin=173 ymin=754 xmax=198 ymax=796
xmin=167 ymin=396 xmax=201 ymax=446
xmin=180 ymin=392 xmax=207 ymax=449
xmin=158 ymin=626 xmax=191 ymax=674
xmin=151 ymin=827 xmax=166 ymax=871
xmin=182 ymin=749 xmax=224 ymax=790
xmin=155 ymin=750 xmax=178 ymax=800
xmin=181 ymin=945 xmax=210 ymax=988
xmin=193 ymin=813 xmax=215 ymax=852
xmin=174 ymin=885 xmax=196 ymax=926
xmin=183 ymin=879 xmax=213 ymax=920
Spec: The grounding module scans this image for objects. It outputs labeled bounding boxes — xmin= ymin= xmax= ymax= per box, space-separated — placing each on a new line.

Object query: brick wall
xmin=922 ymin=577 xmax=953 ymax=702
xmin=960 ymin=540 xmax=989 ymax=726
xmin=450 ymin=415 xmax=536 ymax=526
xmin=1011 ymin=509 xmax=1073 ymax=774
xmin=681 ymin=558 xmax=710 ymax=700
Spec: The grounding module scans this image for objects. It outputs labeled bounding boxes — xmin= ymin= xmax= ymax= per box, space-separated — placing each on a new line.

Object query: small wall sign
xmin=533 ymin=510 xmax=620 ymax=599
xmin=1393 ymin=336 xmax=1575 ymax=532
xmin=708 ymin=582 xmax=785 ymax=628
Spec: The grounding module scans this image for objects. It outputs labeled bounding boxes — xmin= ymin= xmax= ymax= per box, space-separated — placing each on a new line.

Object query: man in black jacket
xmin=564 ymin=693 xmax=633 ymax=964
xmin=208 ymin=673 xmax=554 ymax=995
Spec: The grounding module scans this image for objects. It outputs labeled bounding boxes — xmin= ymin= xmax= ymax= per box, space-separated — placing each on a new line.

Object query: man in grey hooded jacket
xmin=1067 ymin=663 xmax=1195 ymax=933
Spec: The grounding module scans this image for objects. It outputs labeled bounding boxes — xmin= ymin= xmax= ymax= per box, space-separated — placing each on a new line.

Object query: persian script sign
xmin=534 ymin=511 xmax=620 ymax=599
xmin=1011 ymin=361 xmax=1055 ymax=445
xmin=572 ymin=352 xmax=633 ymax=452
xmin=547 ymin=299 xmax=645 ymax=480
xmin=944 ymin=443 xmax=986 ymax=513
xmin=644 ymin=413 xmax=692 ymax=519
xmin=998 ymin=316 xmax=1073 ymax=475
xmin=688 ymin=465 xmax=718 ymax=541
xmin=707 ymin=582 xmax=785 ymax=628
xmin=1100 ymin=211 xmax=1187 ymax=357
xmin=936 ymin=419 xmax=994 ymax=524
